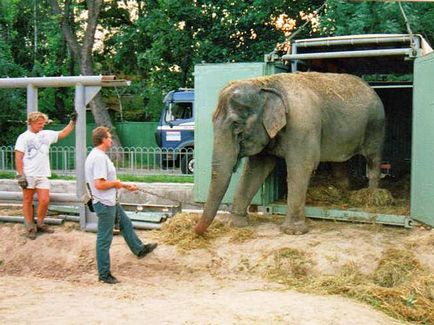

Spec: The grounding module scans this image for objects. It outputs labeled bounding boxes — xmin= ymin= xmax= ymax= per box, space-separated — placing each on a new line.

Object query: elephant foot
xmin=280 ymin=221 xmax=309 ymax=235
xmin=230 ymin=214 xmax=249 ymax=228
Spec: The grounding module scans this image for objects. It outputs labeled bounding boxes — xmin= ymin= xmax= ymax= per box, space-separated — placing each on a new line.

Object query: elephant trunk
xmin=195 ymin=135 xmax=238 ymax=235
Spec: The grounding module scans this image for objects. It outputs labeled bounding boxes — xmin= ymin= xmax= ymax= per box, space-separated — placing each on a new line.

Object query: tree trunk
xmin=49 ymin=0 xmax=122 ymax=148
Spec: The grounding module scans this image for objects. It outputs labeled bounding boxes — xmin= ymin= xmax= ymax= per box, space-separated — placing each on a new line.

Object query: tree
xmin=48 ymin=0 xmax=123 ymax=147
xmin=0 ymin=14 xmax=27 ymax=145
xmin=108 ymin=0 xmax=323 ymax=120
xmin=321 ymin=0 xmax=434 ymax=45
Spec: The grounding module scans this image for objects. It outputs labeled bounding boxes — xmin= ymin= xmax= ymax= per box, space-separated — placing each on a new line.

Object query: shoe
xmin=98 ymin=273 xmax=119 ymax=284
xmin=137 ymin=243 xmax=158 ymax=259
xmin=37 ymin=224 xmax=54 ymax=233
xmin=26 ymin=227 xmax=37 ymax=240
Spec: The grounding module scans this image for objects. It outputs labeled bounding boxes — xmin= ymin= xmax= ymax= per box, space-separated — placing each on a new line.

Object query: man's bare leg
xmin=35 ymin=188 xmax=53 ymax=233
xmin=22 ymin=189 xmax=36 ymax=239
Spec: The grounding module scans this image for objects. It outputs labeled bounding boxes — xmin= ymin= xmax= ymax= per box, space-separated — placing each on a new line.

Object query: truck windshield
xmin=165 ymin=102 xmax=193 ymax=122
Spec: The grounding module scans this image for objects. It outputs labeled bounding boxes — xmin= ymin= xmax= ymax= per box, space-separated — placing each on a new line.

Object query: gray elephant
xmin=194 ymin=72 xmax=385 ymax=235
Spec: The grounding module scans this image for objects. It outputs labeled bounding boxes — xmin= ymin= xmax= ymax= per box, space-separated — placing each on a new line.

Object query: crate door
xmin=411 ymin=51 xmax=434 ymax=227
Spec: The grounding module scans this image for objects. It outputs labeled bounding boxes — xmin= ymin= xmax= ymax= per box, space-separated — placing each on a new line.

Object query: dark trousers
xmin=94 ymin=202 xmax=144 ymax=278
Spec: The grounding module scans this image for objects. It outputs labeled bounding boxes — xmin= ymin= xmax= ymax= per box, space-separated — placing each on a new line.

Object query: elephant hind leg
xmin=331 ymin=162 xmax=350 ymax=190
xmin=363 ymin=115 xmax=385 ymax=189
xmin=366 ymin=153 xmax=381 ymax=189
xmin=363 ymin=141 xmax=383 ymax=189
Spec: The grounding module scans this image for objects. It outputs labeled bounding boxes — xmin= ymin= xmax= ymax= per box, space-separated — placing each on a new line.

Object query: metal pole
xmin=83 ymin=221 xmax=161 ymax=232
xmin=294 ymin=35 xmax=415 ymax=48
xmin=26 ymin=84 xmax=38 ymax=117
xmin=291 ymin=42 xmax=298 ymax=72
xmin=282 ymin=48 xmax=413 ymax=61
xmin=0 ymin=216 xmax=63 ymax=224
xmin=0 ymin=191 xmax=81 ymax=203
xmin=75 ymin=84 xmax=86 ymax=201
xmin=0 ymin=76 xmax=117 ymax=88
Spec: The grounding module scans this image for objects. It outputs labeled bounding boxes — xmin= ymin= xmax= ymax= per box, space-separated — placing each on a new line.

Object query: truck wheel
xmin=159 ymin=159 xmax=174 ymax=170
xmin=157 ymin=151 xmax=174 ymax=170
xmin=181 ymin=154 xmax=194 ymax=174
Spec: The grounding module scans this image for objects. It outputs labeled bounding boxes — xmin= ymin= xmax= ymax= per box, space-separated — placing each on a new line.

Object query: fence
xmin=0 ymin=146 xmax=194 ymax=176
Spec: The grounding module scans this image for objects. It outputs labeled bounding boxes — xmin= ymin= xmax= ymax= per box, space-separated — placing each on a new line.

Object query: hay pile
xmin=304 ymin=174 xmax=410 ymax=214
xmin=306 ymin=185 xmax=345 ymax=206
xmin=349 ymin=188 xmax=394 ymax=208
xmin=248 ymin=213 xmax=285 ymax=225
xmin=307 ymin=184 xmax=395 ymax=209
xmin=365 ymin=249 xmax=434 ymax=323
xmin=372 ymin=248 xmax=421 ymax=287
xmin=262 ymin=247 xmax=434 ymax=324
xmin=263 ymin=248 xmax=315 ymax=285
xmin=158 ymin=213 xmax=256 ymax=251
xmin=229 ymin=227 xmax=256 ymax=243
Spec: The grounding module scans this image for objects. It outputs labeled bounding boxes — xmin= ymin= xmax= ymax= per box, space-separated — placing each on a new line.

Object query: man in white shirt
xmin=85 ymin=126 xmax=157 ymax=284
xmin=15 ymin=111 xmax=76 ymax=239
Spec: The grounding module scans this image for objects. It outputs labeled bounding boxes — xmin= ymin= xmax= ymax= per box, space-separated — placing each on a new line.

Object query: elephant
xmin=194 ymin=72 xmax=385 ymax=235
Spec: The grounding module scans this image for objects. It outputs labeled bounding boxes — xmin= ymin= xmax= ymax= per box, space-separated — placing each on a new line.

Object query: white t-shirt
xmin=14 ymin=130 xmax=59 ymax=177
xmin=85 ymin=147 xmax=117 ymax=206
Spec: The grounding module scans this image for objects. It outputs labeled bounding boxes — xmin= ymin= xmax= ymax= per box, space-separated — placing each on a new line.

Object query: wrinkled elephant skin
xmin=195 ymin=72 xmax=385 ymax=235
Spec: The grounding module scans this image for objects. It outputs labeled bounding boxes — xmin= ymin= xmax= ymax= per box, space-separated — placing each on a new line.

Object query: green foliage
xmin=0 ymin=0 xmax=77 ymax=144
xmin=0 ymin=19 xmax=27 ymax=145
xmin=0 ymin=88 xmax=26 ymax=145
xmin=322 ymin=0 xmax=434 ymax=46
xmin=108 ymin=0 xmax=323 ymax=120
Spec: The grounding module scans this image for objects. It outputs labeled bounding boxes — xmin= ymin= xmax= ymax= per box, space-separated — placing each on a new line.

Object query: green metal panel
xmin=265 ymin=203 xmax=413 ymax=228
xmin=46 ymin=122 xmax=159 ymax=170
xmin=411 ymin=51 xmax=434 ymax=227
xmin=47 ymin=123 xmax=95 ymax=147
xmin=194 ymin=63 xmax=267 ymax=203
xmin=115 ymin=122 xmax=158 ymax=147
xmin=48 ymin=122 xmax=158 ymax=147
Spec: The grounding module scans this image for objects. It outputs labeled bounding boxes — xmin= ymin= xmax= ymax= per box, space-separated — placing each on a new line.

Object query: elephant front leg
xmin=231 ymin=155 xmax=276 ymax=227
xmin=280 ymin=161 xmax=314 ymax=235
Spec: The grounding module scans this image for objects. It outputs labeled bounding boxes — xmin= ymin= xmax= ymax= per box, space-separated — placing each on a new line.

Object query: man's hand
xmin=113 ymin=180 xmax=123 ymax=189
xmin=124 ymin=184 xmax=138 ymax=192
xmin=69 ymin=111 xmax=78 ymax=124
xmin=16 ymin=175 xmax=28 ymax=189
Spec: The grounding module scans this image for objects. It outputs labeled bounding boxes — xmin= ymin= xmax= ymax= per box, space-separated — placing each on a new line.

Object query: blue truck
xmin=155 ymin=88 xmax=195 ymax=174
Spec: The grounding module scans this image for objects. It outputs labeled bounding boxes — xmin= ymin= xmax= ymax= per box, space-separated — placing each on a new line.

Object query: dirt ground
xmin=0 ymin=208 xmax=432 ymax=324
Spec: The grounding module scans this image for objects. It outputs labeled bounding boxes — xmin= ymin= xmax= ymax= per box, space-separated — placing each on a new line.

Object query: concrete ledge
xmin=0 ymin=179 xmax=198 ymax=208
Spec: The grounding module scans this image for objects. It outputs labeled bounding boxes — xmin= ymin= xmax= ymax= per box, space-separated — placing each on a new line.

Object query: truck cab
xmin=155 ymin=88 xmax=195 ymax=174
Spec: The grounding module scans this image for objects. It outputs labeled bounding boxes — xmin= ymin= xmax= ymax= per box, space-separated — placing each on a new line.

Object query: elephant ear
xmin=261 ymin=87 xmax=287 ymax=139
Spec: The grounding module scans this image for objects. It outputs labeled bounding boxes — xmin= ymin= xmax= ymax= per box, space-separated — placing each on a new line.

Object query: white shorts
xmin=26 ymin=176 xmax=50 ymax=190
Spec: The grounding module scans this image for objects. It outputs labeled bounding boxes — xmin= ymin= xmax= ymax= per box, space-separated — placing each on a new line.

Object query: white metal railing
xmin=0 ymin=146 xmax=194 ymax=176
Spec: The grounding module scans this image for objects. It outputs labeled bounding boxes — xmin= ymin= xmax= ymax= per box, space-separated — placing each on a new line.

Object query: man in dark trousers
xmin=85 ymin=126 xmax=157 ymax=284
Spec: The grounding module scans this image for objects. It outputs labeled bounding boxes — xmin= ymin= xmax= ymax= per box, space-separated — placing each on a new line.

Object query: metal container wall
xmin=411 ymin=51 xmax=434 ymax=227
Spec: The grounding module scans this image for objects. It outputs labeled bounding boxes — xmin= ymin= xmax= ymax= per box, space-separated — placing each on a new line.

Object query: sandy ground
xmin=0 ymin=209 xmax=432 ymax=324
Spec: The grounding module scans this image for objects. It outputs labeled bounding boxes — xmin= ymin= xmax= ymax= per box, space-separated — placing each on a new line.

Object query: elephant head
xmin=195 ymin=80 xmax=287 ymax=234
